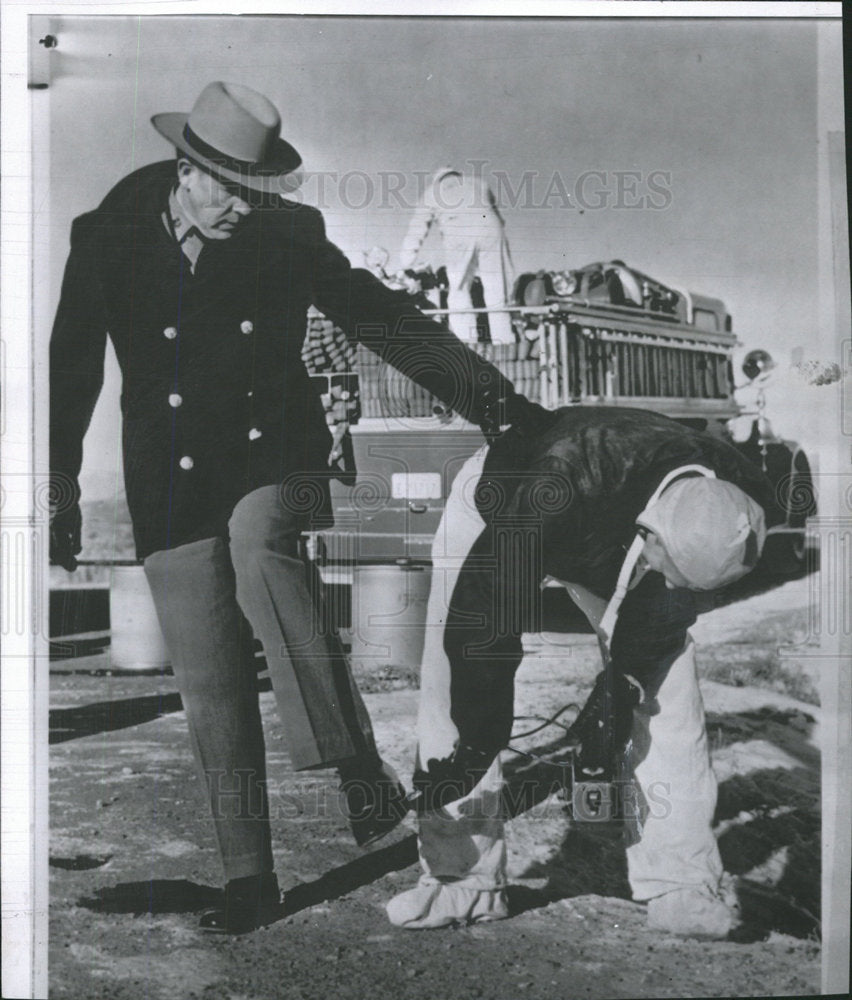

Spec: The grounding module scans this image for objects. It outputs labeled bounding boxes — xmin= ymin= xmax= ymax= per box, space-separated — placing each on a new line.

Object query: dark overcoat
xmin=50 ymin=160 xmax=510 ymax=559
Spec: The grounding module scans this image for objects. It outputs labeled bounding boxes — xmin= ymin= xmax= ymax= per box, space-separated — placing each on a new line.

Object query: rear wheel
xmin=762 ymin=449 xmax=815 ymax=574
xmin=763 ymin=531 xmax=808 ymax=574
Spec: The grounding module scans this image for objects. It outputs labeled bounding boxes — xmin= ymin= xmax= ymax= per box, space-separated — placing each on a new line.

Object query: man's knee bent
xmin=228 ymin=486 xmax=302 ymax=564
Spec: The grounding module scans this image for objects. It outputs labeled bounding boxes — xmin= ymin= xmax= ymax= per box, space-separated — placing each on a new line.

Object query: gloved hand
xmin=479 ymin=388 xmax=553 ymax=442
xmin=50 ymin=502 xmax=82 ymax=571
xmin=504 ymin=391 xmax=553 ymax=433
xmin=412 ymin=742 xmax=498 ymax=814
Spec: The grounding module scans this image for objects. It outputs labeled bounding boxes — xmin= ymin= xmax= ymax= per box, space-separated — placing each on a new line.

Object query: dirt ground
xmin=49 ymin=567 xmax=822 ymax=1000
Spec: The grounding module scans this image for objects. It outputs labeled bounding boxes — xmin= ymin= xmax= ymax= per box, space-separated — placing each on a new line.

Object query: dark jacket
xmin=50 ymin=160 xmax=510 ymax=559
xmin=480 ymin=405 xmax=780 ymax=598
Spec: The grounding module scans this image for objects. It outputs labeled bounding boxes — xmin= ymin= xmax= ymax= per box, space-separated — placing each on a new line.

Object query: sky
xmin=34 ymin=13 xmax=844 ymax=498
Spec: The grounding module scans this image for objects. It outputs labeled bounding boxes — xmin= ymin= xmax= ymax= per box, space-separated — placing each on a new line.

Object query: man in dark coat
xmin=387 ymin=405 xmax=777 ymax=937
xmin=49 ymin=81 xmax=517 ymax=934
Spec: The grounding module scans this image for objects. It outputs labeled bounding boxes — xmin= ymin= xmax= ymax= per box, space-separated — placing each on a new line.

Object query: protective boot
xmin=646 ymin=882 xmax=739 ymax=939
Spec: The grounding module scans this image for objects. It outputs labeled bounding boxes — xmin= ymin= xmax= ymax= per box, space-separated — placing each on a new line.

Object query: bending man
xmin=388 ymin=404 xmax=777 ymax=938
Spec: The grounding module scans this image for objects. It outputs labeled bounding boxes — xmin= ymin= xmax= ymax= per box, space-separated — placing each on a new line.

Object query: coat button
xmin=247 ymin=390 xmax=253 ymax=397
xmin=179 ymin=456 xmax=194 ymax=470
xmin=164 ymin=326 xmax=178 ymax=340
xmin=168 ymin=393 xmax=183 ymax=408
xmin=248 ymin=428 xmax=262 ymax=441
xmin=240 ymin=320 xmax=254 ymax=335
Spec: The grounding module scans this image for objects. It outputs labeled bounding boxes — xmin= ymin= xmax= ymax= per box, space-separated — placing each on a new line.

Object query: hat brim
xmin=151 ymin=112 xmax=303 ymax=194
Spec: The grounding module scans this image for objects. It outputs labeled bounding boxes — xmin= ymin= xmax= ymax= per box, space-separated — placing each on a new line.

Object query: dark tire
xmin=761 ymin=531 xmax=809 ymax=575
xmin=761 ymin=449 xmax=816 ymax=575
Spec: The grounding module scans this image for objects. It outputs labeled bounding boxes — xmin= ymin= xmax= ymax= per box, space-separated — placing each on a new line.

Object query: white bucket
xmin=349 ymin=562 xmax=431 ymax=671
xmin=109 ymin=565 xmax=171 ymax=670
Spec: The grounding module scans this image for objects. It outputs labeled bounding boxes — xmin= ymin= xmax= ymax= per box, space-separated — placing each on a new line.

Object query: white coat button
xmin=247 ymin=390 xmax=253 ymax=397
xmin=168 ymin=393 xmax=183 ymax=408
xmin=240 ymin=320 xmax=254 ymax=335
xmin=248 ymin=428 xmax=262 ymax=441
xmin=179 ymin=456 xmax=194 ymax=470
xmin=164 ymin=326 xmax=178 ymax=340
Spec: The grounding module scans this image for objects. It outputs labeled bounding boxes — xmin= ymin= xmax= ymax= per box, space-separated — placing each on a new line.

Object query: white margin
xmin=0 ymin=3 xmax=846 ymax=998
xmin=1 ymin=4 xmax=48 ymax=1000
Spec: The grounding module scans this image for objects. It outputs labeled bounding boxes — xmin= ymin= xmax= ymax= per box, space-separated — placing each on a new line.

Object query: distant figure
xmin=399 ymin=166 xmax=515 ymax=344
xmin=362 ymin=245 xmax=390 ymax=280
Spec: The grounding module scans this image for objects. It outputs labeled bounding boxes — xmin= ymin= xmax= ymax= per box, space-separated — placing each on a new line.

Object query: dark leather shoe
xmin=199 ymin=873 xmax=283 ymax=935
xmin=340 ymin=760 xmax=411 ymax=848
xmin=412 ymin=743 xmax=497 ymax=814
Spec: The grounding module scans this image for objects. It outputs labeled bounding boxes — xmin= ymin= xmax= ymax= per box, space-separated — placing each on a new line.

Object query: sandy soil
xmin=49 ymin=569 xmax=821 ymax=999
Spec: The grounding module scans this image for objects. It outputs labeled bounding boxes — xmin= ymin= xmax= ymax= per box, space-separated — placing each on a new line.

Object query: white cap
xmin=637 ymin=478 xmax=767 ymax=590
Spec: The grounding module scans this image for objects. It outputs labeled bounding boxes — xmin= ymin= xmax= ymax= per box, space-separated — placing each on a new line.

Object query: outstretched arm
xmin=308 ymin=217 xmax=515 ymax=429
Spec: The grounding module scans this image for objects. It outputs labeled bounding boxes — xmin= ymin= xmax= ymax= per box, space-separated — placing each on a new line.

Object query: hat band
xmin=183 ymin=124 xmax=278 ymax=178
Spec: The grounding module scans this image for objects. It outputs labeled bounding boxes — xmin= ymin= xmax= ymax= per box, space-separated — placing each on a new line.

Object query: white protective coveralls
xmin=386 ymin=446 xmax=733 ymax=933
xmin=399 ymin=168 xmax=515 ymax=345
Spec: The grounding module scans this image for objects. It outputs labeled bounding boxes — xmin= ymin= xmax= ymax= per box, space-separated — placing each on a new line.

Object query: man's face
xmin=177 ymin=161 xmax=253 ymax=240
xmin=639 ymin=532 xmax=693 ymax=590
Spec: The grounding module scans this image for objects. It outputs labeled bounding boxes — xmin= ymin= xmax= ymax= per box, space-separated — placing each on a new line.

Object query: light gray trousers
xmin=144 ymin=486 xmax=377 ymax=881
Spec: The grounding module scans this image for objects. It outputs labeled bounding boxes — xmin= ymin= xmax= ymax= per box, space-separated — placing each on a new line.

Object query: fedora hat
xmin=151 ymin=81 xmax=303 ymax=194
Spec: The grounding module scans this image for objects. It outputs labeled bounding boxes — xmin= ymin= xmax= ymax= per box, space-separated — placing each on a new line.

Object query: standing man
xmin=49 ymin=81 xmax=517 ymax=935
xmin=387 ymin=404 xmax=777 ymax=938
xmin=362 ymin=244 xmax=391 ymax=281
xmin=398 ymin=166 xmax=515 ymax=344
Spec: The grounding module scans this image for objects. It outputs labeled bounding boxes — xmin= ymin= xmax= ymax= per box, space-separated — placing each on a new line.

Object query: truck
xmin=303 ymin=260 xmax=816 ymax=647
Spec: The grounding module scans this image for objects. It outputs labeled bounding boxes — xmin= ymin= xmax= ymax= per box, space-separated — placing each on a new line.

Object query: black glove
xmin=505 ymin=391 xmax=554 ymax=433
xmin=412 ymin=743 xmax=497 ymax=814
xmin=479 ymin=388 xmax=553 ymax=443
xmin=50 ymin=502 xmax=82 ymax=571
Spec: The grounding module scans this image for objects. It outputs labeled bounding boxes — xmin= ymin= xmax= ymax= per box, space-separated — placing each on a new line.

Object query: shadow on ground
xmin=69 ymin=703 xmax=819 ymax=941
xmin=708 ymin=706 xmax=820 ymax=939
xmin=77 ymin=879 xmax=224 ymax=915
xmin=50 ymin=693 xmax=185 ymax=744
xmin=50 ymin=854 xmax=114 ymax=871
xmin=77 ymin=835 xmax=420 ymax=930
xmin=49 ymin=678 xmax=273 ymax=743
